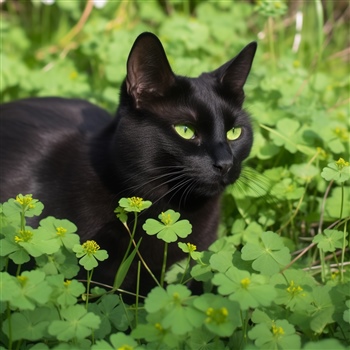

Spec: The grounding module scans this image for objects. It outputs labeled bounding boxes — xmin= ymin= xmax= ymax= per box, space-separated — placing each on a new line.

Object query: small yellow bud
xmin=82 ymin=240 xmax=100 ymax=255
xmin=240 ymin=277 xmax=251 ymax=289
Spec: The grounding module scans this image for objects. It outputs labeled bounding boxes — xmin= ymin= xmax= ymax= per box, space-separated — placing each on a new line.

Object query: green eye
xmin=174 ymin=124 xmax=196 ymax=140
xmin=227 ymin=127 xmax=242 ymax=141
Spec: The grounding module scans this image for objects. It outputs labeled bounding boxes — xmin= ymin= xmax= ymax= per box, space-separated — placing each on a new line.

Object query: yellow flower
xmin=206 ymin=307 xmax=229 ymax=324
xmin=336 ymin=157 xmax=350 ymax=170
xmin=286 ymin=280 xmax=303 ymax=295
xmin=240 ymin=277 xmax=251 ymax=289
xmin=56 ymin=227 xmax=67 ymax=236
xmin=81 ymin=240 xmax=100 ymax=255
xmin=15 ymin=194 xmax=35 ymax=209
xmin=272 ymin=323 xmax=285 ymax=336
xmin=186 ymin=243 xmax=197 ymax=252
xmin=14 ymin=229 xmax=33 ymax=243
xmin=161 ymin=212 xmax=173 ymax=226
xmin=128 ymin=196 xmax=144 ymax=208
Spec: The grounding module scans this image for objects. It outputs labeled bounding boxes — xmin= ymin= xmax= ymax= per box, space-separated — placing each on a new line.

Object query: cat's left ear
xmin=217 ymin=42 xmax=257 ymax=104
xmin=126 ymin=32 xmax=175 ymax=108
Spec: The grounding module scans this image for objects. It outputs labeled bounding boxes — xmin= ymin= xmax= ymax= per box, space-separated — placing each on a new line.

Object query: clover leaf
xmin=212 ymin=266 xmax=276 ymax=310
xmin=241 ymin=231 xmax=291 ymax=275
xmin=193 ymin=293 xmax=240 ymax=337
xmin=47 ymin=274 xmax=85 ymax=307
xmin=312 ymin=229 xmax=345 ymax=252
xmin=9 ymin=270 xmax=52 ymax=310
xmin=321 ymin=158 xmax=350 ymax=183
xmin=48 ymin=304 xmax=100 ymax=341
xmin=73 ymin=240 xmax=108 ymax=270
xmin=2 ymin=307 xmax=56 ymax=341
xmin=248 ymin=319 xmax=301 ymax=350
xmin=89 ymin=294 xmax=134 ymax=339
xmin=144 ymin=284 xmax=202 ymax=335
xmin=178 ymin=242 xmax=202 ymax=260
xmin=92 ymin=332 xmax=144 ymax=350
xmin=118 ymin=197 xmax=152 ymax=213
xmin=143 ymin=210 xmax=192 ymax=243
xmin=37 ymin=216 xmax=80 ymax=250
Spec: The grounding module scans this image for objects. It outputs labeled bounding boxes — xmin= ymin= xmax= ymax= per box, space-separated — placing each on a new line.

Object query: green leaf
xmin=48 ymin=304 xmax=100 ymax=341
xmin=193 ymin=293 xmax=241 ymax=336
xmin=312 ymin=229 xmax=345 ymax=252
xmin=270 ymin=269 xmax=316 ymax=311
xmin=92 ymin=332 xmax=143 ymax=350
xmin=47 ymin=274 xmax=85 ymax=307
xmin=9 ymin=270 xmax=52 ymax=310
xmin=241 ymin=231 xmax=291 ymax=275
xmin=118 ymin=197 xmax=152 ymax=213
xmin=266 ymin=119 xmax=301 ymax=153
xmin=37 ymin=216 xmax=80 ymax=251
xmin=2 ymin=307 xmax=58 ymax=341
xmin=321 ymin=159 xmax=350 ymax=183
xmin=143 ymin=210 xmax=192 ymax=243
xmin=212 ymin=266 xmax=277 ymax=310
xmin=113 ymin=240 xmax=141 ymax=289
xmin=248 ymin=319 xmax=301 ymax=349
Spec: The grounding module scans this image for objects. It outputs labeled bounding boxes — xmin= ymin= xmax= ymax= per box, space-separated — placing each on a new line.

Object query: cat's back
xmin=0 ymin=97 xmax=112 ymax=132
xmin=0 ymin=97 xmax=112 ymax=201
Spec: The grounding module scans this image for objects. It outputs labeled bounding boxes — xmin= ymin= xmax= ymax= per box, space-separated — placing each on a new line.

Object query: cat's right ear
xmin=126 ymin=32 xmax=175 ymax=108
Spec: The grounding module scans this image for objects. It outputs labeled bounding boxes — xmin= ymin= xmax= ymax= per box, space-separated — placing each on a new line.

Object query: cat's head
xmin=116 ymin=32 xmax=257 ymax=204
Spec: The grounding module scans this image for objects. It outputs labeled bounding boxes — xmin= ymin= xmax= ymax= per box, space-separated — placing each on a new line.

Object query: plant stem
xmin=340 ymin=220 xmax=348 ymax=283
xmin=180 ymin=255 xmax=191 ymax=284
xmin=160 ymin=242 xmax=168 ymax=287
xmin=135 ymin=261 xmax=141 ymax=327
xmin=85 ymin=269 xmax=93 ymax=309
xmin=6 ymin=302 xmax=12 ymax=350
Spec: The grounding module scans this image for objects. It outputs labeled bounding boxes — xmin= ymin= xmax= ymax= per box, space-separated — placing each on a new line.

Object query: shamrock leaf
xmin=118 ymin=197 xmax=152 ymax=213
xmin=9 ymin=270 xmax=52 ymax=310
xmin=269 ymin=118 xmax=300 ymax=153
xmin=193 ymin=293 xmax=241 ymax=337
xmin=92 ymin=332 xmax=144 ymax=350
xmin=73 ymin=240 xmax=108 ymax=270
xmin=241 ymin=231 xmax=291 ymax=275
xmin=321 ymin=158 xmax=350 ymax=183
xmin=143 ymin=210 xmax=192 ymax=243
xmin=47 ymin=274 xmax=85 ymax=307
xmin=212 ymin=266 xmax=277 ymax=310
xmin=270 ymin=269 xmax=316 ymax=311
xmin=2 ymin=194 xmax=44 ymax=219
xmin=2 ymin=307 xmax=57 ymax=341
xmin=312 ymin=229 xmax=345 ymax=252
xmin=144 ymin=284 xmax=202 ymax=335
xmin=248 ymin=319 xmax=301 ymax=350
xmin=37 ymin=216 xmax=80 ymax=250
xmin=48 ymin=304 xmax=100 ymax=341
xmin=89 ymin=294 xmax=134 ymax=339
xmin=178 ymin=242 xmax=202 ymax=260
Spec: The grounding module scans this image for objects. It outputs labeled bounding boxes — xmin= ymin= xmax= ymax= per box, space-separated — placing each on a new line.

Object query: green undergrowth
xmin=1 ymin=0 xmax=349 ymax=349
xmin=0 ymin=181 xmax=349 ymax=349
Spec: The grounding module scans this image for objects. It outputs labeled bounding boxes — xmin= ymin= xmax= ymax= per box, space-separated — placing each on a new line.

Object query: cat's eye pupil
xmin=174 ymin=124 xmax=195 ymax=140
xmin=227 ymin=127 xmax=242 ymax=141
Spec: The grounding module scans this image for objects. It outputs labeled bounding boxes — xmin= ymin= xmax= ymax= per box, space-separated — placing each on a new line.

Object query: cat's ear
xmin=126 ymin=32 xmax=175 ymax=108
xmin=217 ymin=42 xmax=257 ymax=104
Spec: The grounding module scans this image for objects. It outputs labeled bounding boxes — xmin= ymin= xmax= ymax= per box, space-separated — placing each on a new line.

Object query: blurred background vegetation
xmin=1 ymin=0 xmax=348 ymax=109
xmin=1 ymin=0 xmax=349 ymax=246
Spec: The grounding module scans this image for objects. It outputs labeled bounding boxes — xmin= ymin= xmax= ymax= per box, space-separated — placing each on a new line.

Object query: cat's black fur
xmin=0 ymin=33 xmax=256 ymax=296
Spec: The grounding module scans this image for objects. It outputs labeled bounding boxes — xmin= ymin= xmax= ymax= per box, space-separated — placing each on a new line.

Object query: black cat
xmin=0 ymin=32 xmax=257 ymax=296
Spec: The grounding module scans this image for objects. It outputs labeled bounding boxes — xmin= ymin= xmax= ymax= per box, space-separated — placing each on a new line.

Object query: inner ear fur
xmin=126 ymin=32 xmax=175 ymax=108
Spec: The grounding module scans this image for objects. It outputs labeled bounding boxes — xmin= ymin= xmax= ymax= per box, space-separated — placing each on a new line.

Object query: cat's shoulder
xmin=0 ymin=97 xmax=112 ymax=133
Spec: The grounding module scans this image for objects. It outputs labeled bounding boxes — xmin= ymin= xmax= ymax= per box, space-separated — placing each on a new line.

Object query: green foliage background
xmin=1 ymin=0 xmax=349 ymax=349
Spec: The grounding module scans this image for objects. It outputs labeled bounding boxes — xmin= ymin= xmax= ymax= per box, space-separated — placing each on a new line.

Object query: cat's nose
xmin=213 ymin=160 xmax=232 ymax=175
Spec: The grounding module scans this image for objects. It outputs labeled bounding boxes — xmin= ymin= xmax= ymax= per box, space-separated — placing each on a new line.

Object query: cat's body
xmin=0 ymin=33 xmax=256 ymax=296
